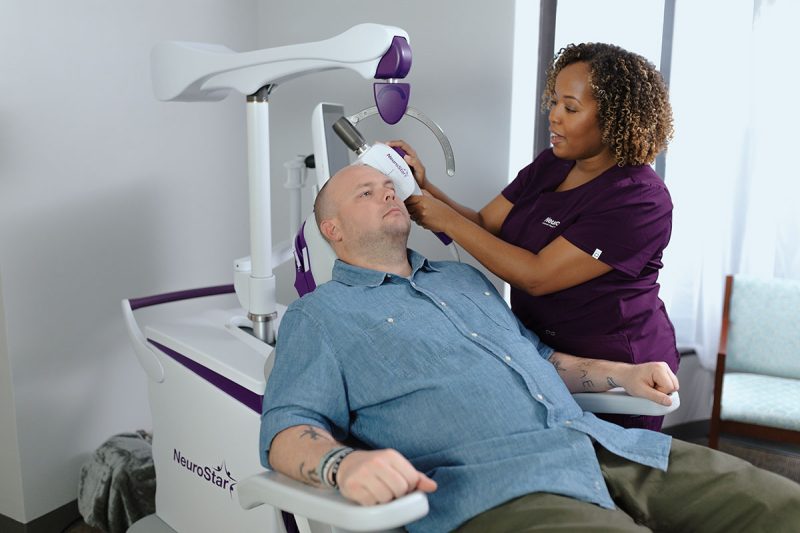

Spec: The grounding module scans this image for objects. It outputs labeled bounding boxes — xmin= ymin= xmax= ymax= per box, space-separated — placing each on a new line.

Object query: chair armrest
xmin=237 ymin=469 xmax=429 ymax=532
xmin=572 ymin=389 xmax=680 ymax=415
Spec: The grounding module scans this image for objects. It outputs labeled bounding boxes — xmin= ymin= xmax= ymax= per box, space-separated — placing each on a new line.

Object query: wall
xmin=255 ymin=0 xmax=520 ymax=303
xmin=0 ymin=1 xmax=258 ymax=523
xmin=0 ymin=0 xmax=544 ymax=523
xmin=0 ymin=271 xmax=25 ymax=521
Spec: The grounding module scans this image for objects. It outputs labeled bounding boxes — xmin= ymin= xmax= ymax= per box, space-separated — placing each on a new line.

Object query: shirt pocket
xmin=360 ymin=308 xmax=454 ymax=378
xmin=550 ymin=333 xmax=634 ymax=364
xmin=457 ymin=290 xmax=517 ymax=332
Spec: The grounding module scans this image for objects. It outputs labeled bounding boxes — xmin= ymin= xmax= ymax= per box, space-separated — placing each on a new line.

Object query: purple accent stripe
xmin=293 ymin=221 xmax=317 ymax=297
xmin=282 ymin=511 xmax=300 ymax=533
xmin=129 ymin=284 xmax=235 ymax=310
xmin=148 ymin=339 xmax=263 ymax=414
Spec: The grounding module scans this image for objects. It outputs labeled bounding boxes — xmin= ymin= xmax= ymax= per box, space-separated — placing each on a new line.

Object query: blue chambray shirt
xmin=261 ymin=250 xmax=671 ymax=533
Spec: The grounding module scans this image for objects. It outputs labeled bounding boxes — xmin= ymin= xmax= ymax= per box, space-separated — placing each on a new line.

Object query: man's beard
xmin=351 ymin=222 xmax=410 ymax=264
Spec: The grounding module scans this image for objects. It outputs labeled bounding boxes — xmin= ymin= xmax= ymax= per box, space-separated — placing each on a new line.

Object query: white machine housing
xmin=124 ymin=293 xmax=285 ymax=532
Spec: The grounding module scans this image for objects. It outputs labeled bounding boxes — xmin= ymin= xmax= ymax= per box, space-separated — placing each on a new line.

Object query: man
xmin=261 ymin=164 xmax=800 ymax=532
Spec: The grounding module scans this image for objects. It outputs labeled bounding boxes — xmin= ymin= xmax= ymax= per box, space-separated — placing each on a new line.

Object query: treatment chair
xmin=125 ymin=216 xmax=679 ymax=533
xmin=235 ymin=215 xmax=681 ymax=533
xmin=709 ymin=275 xmax=800 ymax=449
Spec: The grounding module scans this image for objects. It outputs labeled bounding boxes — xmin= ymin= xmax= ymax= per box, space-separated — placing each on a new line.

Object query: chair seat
xmin=721 ymin=373 xmax=800 ymax=431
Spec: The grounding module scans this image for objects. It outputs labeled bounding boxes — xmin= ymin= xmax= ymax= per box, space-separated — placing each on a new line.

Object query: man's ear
xmin=320 ymin=218 xmax=341 ymax=242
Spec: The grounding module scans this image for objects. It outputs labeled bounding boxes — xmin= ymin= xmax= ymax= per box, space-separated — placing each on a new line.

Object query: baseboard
xmin=0 ymin=499 xmax=80 ymax=533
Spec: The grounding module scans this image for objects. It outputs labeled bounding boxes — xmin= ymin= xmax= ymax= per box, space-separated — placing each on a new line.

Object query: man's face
xmin=323 ymin=165 xmax=411 ymax=247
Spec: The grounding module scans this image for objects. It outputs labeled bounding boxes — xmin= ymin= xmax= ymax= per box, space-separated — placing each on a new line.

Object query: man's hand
xmin=336 ymin=448 xmax=437 ymax=506
xmin=548 ymin=351 xmax=679 ymax=405
xmin=616 ymin=361 xmax=679 ymax=406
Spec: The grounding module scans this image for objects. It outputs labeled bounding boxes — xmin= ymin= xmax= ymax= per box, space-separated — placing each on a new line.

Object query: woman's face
xmin=548 ymin=61 xmax=612 ymax=163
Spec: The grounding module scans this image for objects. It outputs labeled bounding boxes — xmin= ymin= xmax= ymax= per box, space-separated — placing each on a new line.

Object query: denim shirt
xmin=261 ymin=250 xmax=671 ymax=533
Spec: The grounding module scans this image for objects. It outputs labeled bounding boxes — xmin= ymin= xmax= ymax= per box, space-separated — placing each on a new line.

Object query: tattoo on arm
xmin=582 ymin=379 xmax=595 ymax=390
xmin=551 ymin=359 xmax=566 ymax=373
xmin=298 ymin=461 xmax=321 ymax=486
xmin=607 ymin=377 xmax=620 ymax=388
xmin=300 ymin=426 xmax=323 ymax=441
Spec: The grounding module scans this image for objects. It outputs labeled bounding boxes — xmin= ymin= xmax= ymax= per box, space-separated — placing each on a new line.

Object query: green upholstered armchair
xmin=709 ymin=275 xmax=800 ymax=448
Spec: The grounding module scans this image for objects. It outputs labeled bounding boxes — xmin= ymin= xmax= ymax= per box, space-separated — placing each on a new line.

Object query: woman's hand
xmin=386 ymin=140 xmax=428 ymax=190
xmin=405 ymin=191 xmax=457 ymax=233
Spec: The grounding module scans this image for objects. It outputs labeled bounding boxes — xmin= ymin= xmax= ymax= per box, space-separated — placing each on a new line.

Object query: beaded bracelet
xmin=329 ymin=448 xmax=356 ymax=489
xmin=317 ymin=446 xmax=353 ymax=489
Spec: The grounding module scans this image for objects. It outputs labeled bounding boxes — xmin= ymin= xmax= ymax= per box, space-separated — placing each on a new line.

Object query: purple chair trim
xmin=129 ymin=284 xmax=235 ymax=310
xmin=148 ymin=339 xmax=263 ymax=414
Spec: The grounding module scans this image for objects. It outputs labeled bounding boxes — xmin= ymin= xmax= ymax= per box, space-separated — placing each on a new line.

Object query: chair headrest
xmin=294 ymin=214 xmax=338 ymax=296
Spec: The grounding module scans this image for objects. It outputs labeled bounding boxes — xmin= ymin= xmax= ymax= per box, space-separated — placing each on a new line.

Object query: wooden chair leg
xmin=709 ymin=352 xmax=726 ymax=449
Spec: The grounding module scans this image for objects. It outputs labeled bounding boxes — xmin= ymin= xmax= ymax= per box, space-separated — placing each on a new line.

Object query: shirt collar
xmin=332 ymin=249 xmax=439 ymax=287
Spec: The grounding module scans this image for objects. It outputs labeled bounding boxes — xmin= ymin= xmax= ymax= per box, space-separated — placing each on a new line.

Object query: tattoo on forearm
xmin=607 ymin=377 xmax=620 ymax=388
xmin=551 ymin=359 xmax=566 ymax=373
xmin=582 ymin=379 xmax=595 ymax=390
xmin=578 ymin=361 xmax=590 ymax=379
xmin=300 ymin=426 xmax=323 ymax=441
xmin=298 ymin=461 xmax=321 ymax=486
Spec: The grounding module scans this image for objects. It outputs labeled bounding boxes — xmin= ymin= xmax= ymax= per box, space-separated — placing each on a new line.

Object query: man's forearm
xmin=269 ymin=425 xmax=344 ymax=487
xmin=269 ymin=424 xmax=438 ymax=505
xmin=548 ymin=351 xmax=629 ymax=393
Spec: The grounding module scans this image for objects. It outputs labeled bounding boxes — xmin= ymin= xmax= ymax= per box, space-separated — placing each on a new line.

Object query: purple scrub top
xmin=501 ymin=149 xmax=679 ymax=430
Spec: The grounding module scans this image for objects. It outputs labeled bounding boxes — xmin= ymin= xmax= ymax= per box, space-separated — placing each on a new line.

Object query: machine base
xmin=128 ymin=514 xmax=176 ymax=533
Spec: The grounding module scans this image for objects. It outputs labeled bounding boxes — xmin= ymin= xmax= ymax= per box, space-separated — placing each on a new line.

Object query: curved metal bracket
xmin=347 ymin=106 xmax=455 ymax=176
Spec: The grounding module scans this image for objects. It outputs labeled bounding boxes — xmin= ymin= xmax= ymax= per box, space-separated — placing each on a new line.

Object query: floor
xmin=63 ymin=518 xmax=103 ymax=533
xmin=687 ymin=434 xmax=800 ymax=483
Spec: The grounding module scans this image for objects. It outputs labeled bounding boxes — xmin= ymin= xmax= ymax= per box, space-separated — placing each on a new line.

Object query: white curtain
xmin=660 ymin=0 xmax=800 ymax=369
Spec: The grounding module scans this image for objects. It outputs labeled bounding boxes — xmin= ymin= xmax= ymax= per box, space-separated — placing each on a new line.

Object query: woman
xmin=391 ymin=43 xmax=677 ymax=430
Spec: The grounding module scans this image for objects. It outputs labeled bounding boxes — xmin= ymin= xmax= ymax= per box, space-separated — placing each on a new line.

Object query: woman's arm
xmin=406 ymin=193 xmax=612 ymax=296
xmin=390 ymin=139 xmax=613 ymax=295
xmin=387 ymin=139 xmax=509 ymax=233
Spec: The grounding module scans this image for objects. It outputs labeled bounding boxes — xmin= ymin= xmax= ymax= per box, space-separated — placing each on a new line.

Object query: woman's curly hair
xmin=542 ymin=43 xmax=673 ymax=166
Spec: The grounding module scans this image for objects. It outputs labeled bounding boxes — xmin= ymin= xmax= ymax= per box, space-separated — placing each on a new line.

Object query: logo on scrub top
xmin=173 ymin=448 xmax=238 ymax=498
xmin=542 ymin=217 xmax=561 ymax=228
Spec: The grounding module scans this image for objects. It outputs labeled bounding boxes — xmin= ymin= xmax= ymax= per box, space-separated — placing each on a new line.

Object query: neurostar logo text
xmin=173 ymin=449 xmax=237 ymax=497
xmin=385 ymin=152 xmax=409 ymax=177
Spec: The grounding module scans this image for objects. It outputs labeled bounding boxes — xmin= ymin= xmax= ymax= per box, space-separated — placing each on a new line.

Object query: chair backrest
xmin=293 ymin=214 xmax=338 ymax=297
xmin=726 ymin=275 xmax=800 ymax=379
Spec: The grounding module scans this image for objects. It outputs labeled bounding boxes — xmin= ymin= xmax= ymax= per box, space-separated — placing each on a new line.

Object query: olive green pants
xmin=456 ymin=439 xmax=800 ymax=533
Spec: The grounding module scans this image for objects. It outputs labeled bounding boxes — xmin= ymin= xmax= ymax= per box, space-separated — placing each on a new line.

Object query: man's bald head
xmin=312 ymin=163 xmax=412 ymax=274
xmin=312 ymin=163 xmax=410 ymax=249
xmin=313 ymin=162 xmax=372 ymax=238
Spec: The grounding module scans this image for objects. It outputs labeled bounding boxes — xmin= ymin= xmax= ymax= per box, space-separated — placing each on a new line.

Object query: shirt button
xmin=440 ymin=301 xmax=447 ymax=306
xmin=564 ymin=420 xmax=572 ymax=426
xmin=386 ymin=317 xmax=395 ymax=323
xmin=504 ymin=355 xmax=512 ymax=362
xmin=536 ymin=394 xmax=544 ymax=401
xmin=484 ymin=291 xmax=491 ymax=296
xmin=594 ymin=481 xmax=602 ymax=491
xmin=470 ymin=332 xmax=478 ymax=337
